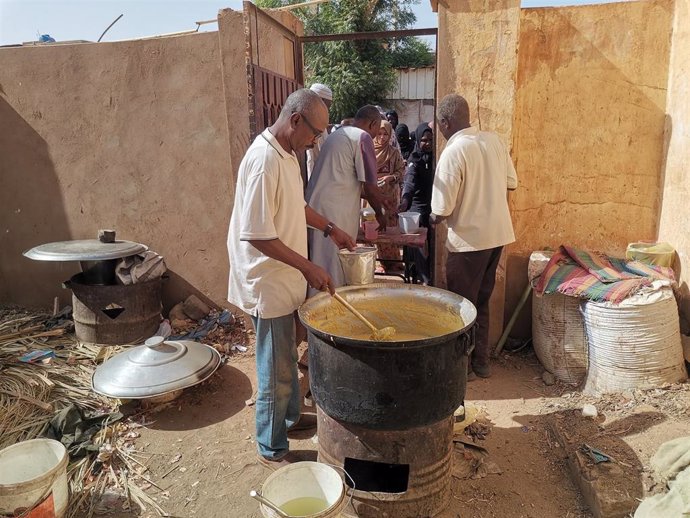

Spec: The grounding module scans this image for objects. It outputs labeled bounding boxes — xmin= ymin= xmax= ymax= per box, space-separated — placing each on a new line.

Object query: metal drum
xmin=317 ymin=411 xmax=455 ymax=518
xmin=67 ymin=273 xmax=162 ymax=345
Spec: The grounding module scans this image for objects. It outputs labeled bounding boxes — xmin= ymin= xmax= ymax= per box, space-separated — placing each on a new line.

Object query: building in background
xmin=385 ymin=66 xmax=435 ymax=130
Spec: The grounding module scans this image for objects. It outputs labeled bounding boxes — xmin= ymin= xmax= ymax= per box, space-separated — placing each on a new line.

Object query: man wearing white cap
xmin=306 ymin=83 xmax=333 ymax=179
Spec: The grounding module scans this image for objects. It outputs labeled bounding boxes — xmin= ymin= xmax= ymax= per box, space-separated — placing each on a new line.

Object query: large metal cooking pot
xmin=298 ymin=283 xmax=477 ymax=430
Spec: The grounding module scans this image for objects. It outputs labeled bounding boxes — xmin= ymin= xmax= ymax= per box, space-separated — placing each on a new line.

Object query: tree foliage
xmin=390 ymin=37 xmax=434 ymax=69
xmin=256 ymin=0 xmax=434 ymax=122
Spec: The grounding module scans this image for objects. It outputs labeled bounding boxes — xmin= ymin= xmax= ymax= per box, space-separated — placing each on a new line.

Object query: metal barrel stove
xmin=66 ymin=273 xmax=162 ymax=346
xmin=23 ymin=232 xmax=163 ymax=346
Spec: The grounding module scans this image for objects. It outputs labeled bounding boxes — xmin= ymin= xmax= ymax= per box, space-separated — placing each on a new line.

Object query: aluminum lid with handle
xmin=92 ymin=336 xmax=222 ymax=399
xmin=23 ymin=239 xmax=147 ymax=262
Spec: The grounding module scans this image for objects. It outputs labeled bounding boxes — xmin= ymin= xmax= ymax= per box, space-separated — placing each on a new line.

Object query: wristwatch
xmin=323 ymin=222 xmax=335 ymax=237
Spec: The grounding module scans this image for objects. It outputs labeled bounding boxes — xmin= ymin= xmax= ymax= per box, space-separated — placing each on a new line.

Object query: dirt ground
xmin=106 ymin=339 xmax=690 ymax=518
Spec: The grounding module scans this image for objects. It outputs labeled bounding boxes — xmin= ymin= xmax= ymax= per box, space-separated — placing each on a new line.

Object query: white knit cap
xmin=309 ymin=83 xmax=333 ymax=101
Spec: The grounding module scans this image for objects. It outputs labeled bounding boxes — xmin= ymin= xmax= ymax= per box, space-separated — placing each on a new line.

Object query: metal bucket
xmin=65 ymin=273 xmax=162 ymax=345
xmin=337 ymin=247 xmax=377 ymax=286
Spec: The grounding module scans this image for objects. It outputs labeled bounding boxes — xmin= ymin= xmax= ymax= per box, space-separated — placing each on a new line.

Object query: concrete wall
xmin=0 ymin=32 xmax=231 ymax=310
xmin=436 ymin=0 xmax=521 ymax=139
xmin=218 ymin=9 xmax=251 ymax=196
xmin=435 ymin=0 xmax=522 ymax=346
xmin=434 ymin=0 xmax=674 ymax=342
xmin=216 ymin=7 xmax=303 ymax=210
xmin=659 ymin=0 xmax=690 ymax=330
xmin=511 ymin=0 xmax=672 ymax=255
xmin=506 ymin=0 xmax=673 ymax=337
xmin=0 ymin=8 xmax=302 ymax=312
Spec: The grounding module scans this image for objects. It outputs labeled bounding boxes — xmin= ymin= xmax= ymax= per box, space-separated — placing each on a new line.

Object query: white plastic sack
xmin=532 ymin=291 xmax=587 ymax=385
xmin=583 ymin=287 xmax=687 ymax=394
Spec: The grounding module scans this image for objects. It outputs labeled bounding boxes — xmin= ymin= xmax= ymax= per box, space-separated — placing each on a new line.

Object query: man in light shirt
xmin=227 ymin=89 xmax=355 ymax=469
xmin=306 ymin=105 xmax=388 ymax=297
xmin=430 ymin=94 xmax=518 ymax=380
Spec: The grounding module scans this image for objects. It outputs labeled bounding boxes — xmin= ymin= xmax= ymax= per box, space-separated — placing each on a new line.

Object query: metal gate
xmin=242 ymin=1 xmax=437 ymax=141
xmin=244 ymin=1 xmax=304 ymax=140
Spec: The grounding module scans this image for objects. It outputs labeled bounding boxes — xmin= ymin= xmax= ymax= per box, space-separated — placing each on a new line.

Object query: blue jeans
xmin=252 ymin=313 xmax=301 ymax=459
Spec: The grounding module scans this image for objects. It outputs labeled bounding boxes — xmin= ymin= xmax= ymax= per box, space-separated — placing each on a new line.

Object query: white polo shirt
xmin=227 ymin=130 xmax=308 ymax=319
xmin=431 ymin=127 xmax=518 ymax=252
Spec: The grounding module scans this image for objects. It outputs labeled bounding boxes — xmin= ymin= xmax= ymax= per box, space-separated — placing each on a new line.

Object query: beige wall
xmin=0 ymin=8 xmax=301 ymax=311
xmin=437 ymin=0 xmax=521 ymax=141
xmin=659 ymin=0 xmax=690 ymax=329
xmin=435 ymin=0 xmax=522 ymax=346
xmin=218 ymin=8 xmax=251 ymax=195
xmin=505 ymin=0 xmax=673 ymax=336
xmin=434 ymin=0 xmax=675 ymax=342
xmin=511 ymin=0 xmax=672 ymax=256
xmin=0 ymin=33 xmax=230 ymax=309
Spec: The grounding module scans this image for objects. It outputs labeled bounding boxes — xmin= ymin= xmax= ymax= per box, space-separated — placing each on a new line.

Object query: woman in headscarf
xmin=395 ymin=124 xmax=414 ymax=161
xmin=374 ymin=120 xmax=406 ymax=218
xmin=399 ymin=122 xmax=434 ymax=284
xmin=374 ymin=119 xmax=406 ymax=270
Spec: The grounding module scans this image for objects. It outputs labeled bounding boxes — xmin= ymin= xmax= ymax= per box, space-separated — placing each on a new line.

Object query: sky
xmin=0 ymin=0 xmax=621 ymax=47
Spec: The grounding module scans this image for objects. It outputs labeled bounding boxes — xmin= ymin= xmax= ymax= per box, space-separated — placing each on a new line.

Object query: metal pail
xmin=337 ymin=246 xmax=377 ymax=285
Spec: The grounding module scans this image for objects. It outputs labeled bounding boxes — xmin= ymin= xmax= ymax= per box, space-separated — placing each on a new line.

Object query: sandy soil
xmin=105 ymin=341 xmax=689 ymax=518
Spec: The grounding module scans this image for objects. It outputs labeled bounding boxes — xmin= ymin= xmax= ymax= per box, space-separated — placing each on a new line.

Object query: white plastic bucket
xmin=398 ymin=212 xmax=421 ymax=234
xmin=259 ymin=461 xmax=347 ymax=518
xmin=0 ymin=439 xmax=69 ymax=518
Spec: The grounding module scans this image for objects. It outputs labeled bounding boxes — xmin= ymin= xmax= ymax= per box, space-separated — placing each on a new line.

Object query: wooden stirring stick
xmin=332 ymin=292 xmax=396 ymax=340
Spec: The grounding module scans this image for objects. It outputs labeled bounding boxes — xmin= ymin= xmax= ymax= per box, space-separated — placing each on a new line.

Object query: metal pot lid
xmin=24 ymin=239 xmax=148 ymax=261
xmin=92 ymin=336 xmax=222 ymax=399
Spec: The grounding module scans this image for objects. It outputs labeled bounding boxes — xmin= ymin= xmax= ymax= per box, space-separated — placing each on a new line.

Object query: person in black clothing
xmin=385 ymin=110 xmax=399 ymax=130
xmin=395 ymin=123 xmax=414 ymax=161
xmin=399 ymin=122 xmax=434 ymax=284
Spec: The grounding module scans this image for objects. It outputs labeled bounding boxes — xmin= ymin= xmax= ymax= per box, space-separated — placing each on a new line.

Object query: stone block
xmin=168 ymin=302 xmax=187 ymax=322
xmin=182 ymin=295 xmax=211 ymax=321
xmin=548 ymin=415 xmax=640 ymax=518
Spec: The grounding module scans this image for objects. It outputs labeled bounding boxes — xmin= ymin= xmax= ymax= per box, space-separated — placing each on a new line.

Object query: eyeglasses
xmin=300 ymin=112 xmax=323 ymax=139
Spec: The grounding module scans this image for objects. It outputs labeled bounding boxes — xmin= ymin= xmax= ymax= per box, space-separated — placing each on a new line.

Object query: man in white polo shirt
xmin=227 ymin=89 xmax=355 ymax=469
xmin=431 ymin=93 xmax=518 ymax=380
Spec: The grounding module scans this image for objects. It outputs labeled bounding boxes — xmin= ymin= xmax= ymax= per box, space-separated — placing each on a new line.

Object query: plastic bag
xmin=625 ymin=242 xmax=675 ymax=267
